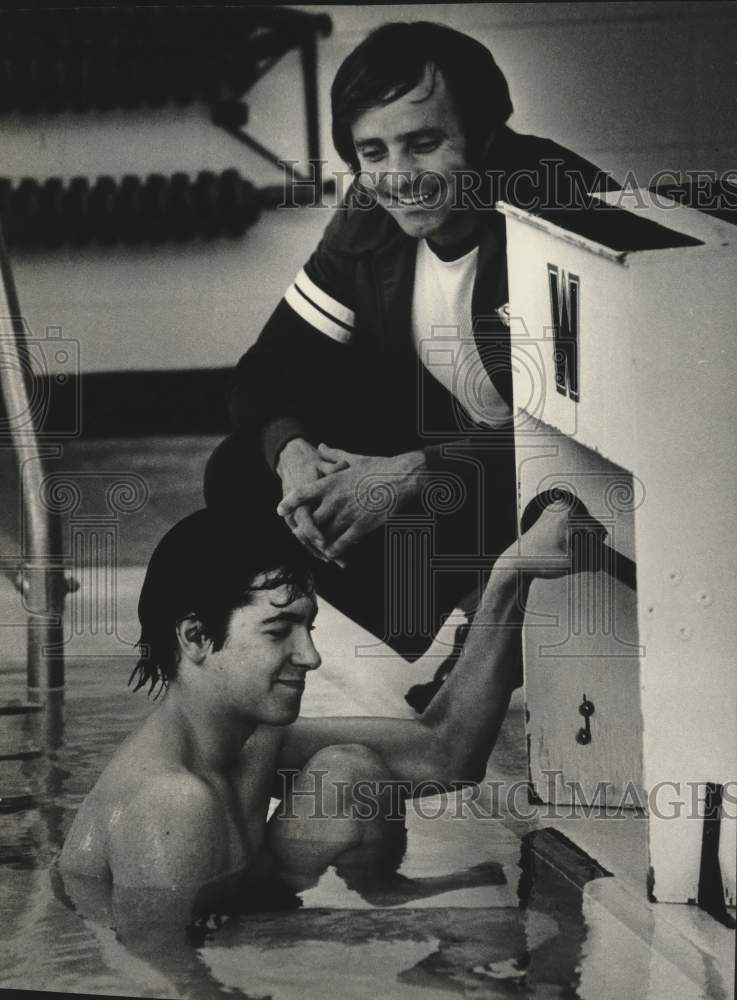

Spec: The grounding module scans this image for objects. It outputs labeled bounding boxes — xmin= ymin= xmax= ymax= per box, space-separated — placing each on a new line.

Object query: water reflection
xmin=1 ymin=667 xmax=152 ymax=870
xmin=4 ymin=683 xmax=603 ymax=1000
xmin=52 ymin=865 xmax=252 ymax=1000
xmin=2 ymin=689 xmax=67 ymax=868
xmin=45 ymin=825 xmax=610 ymax=1000
xmin=3 ymin=673 xmax=723 ymax=999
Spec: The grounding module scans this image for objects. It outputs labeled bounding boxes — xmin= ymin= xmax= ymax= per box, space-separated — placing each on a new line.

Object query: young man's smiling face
xmin=351 ymin=65 xmax=477 ymax=247
xmin=205 ymin=577 xmax=321 ymax=726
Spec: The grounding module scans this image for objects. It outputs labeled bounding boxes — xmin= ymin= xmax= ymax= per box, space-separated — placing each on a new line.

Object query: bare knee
xmin=274 ymin=743 xmax=398 ymax=829
xmin=285 ymin=744 xmax=394 ymax=816
xmin=302 ymin=743 xmax=392 ymax=785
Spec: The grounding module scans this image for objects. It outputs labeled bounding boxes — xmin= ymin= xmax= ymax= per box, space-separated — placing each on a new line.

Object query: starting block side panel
xmin=631 ymin=254 xmax=737 ymax=905
xmin=518 ymin=433 xmax=644 ymax=807
xmin=505 ymin=196 xmax=736 ymax=903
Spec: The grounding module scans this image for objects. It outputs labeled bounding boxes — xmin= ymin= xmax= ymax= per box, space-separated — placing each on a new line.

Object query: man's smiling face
xmin=351 ymin=65 xmax=476 ymax=246
xmin=205 ymin=577 xmax=321 ymax=726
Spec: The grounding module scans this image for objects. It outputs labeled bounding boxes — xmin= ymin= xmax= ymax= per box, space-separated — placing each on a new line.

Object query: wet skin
xmin=59 ymin=502 xmax=590 ymax=906
xmin=58 ymin=584 xmax=321 ymax=889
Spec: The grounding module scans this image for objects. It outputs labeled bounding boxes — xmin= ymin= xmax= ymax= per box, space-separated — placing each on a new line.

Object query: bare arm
xmin=278 ymin=502 xmax=577 ymax=791
xmin=278 ymin=561 xmax=526 ymax=791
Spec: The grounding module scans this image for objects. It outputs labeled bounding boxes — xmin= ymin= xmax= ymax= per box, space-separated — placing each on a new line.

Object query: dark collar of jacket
xmin=364 ymin=214 xmax=508 ymax=349
xmin=337 ymin=200 xmax=508 ymax=398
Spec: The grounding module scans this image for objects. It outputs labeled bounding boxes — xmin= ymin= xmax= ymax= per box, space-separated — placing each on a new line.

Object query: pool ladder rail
xmin=0 ymin=215 xmax=74 ymax=699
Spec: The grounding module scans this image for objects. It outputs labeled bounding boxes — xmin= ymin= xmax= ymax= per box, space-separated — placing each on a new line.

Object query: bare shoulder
xmin=124 ymin=770 xmax=218 ymax=819
xmin=108 ymin=771 xmax=226 ymax=888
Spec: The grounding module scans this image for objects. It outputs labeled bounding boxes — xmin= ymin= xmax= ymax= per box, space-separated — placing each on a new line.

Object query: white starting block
xmin=498 ymin=189 xmax=736 ymax=909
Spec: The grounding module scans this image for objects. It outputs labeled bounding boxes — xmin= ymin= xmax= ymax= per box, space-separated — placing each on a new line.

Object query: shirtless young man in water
xmin=59 ymin=499 xmax=589 ymax=905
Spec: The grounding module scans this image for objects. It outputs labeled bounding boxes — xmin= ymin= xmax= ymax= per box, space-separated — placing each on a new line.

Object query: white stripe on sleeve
xmin=294 ymin=268 xmax=355 ymax=328
xmin=285 ymin=284 xmax=353 ymax=344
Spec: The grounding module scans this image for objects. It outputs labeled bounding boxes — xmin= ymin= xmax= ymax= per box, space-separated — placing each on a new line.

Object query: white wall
xmin=2 ymin=1 xmax=733 ymax=375
xmin=309 ymin=2 xmax=736 ymax=182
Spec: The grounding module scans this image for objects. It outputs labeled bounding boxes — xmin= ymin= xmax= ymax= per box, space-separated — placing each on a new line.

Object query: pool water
xmin=0 ymin=656 xmax=576 ymax=999
xmin=0 ymin=640 xmax=732 ymax=999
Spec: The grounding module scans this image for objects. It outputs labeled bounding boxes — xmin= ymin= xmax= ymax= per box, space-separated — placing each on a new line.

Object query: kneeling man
xmin=59 ymin=498 xmax=591 ymax=902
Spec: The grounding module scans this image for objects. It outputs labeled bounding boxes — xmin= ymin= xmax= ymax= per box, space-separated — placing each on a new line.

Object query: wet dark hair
xmin=129 ymin=508 xmax=313 ymax=698
xmin=331 ymin=21 xmax=513 ymax=172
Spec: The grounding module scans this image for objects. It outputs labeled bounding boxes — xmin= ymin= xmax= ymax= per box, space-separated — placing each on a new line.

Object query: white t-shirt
xmin=411 ymin=239 xmax=506 ymax=428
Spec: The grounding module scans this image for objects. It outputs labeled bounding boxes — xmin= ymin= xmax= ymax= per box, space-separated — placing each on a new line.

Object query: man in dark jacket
xmin=206 ymin=21 xmax=617 ymax=695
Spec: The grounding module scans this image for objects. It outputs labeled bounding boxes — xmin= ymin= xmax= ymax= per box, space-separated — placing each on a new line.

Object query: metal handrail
xmin=0 ymin=215 xmax=67 ymax=693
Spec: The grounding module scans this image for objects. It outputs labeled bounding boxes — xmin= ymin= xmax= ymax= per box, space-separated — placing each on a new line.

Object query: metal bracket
xmin=576 ymin=694 xmax=595 ymax=745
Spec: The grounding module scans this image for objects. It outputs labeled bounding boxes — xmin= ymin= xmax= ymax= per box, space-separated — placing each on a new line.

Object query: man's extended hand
xmin=275 ymin=438 xmax=348 ymax=565
xmin=277 ymin=444 xmax=426 ymax=563
xmin=511 ymin=491 xmax=609 ymax=579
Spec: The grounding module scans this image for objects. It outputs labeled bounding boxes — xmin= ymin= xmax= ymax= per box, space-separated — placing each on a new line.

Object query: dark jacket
xmin=229 ymin=126 xmax=619 ymax=475
xmin=222 ymin=127 xmax=618 ymax=656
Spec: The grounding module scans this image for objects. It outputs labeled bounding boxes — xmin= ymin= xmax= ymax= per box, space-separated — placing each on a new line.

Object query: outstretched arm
xmin=278 ymin=499 xmax=581 ymax=791
xmin=278 ymin=561 xmax=524 ymax=791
